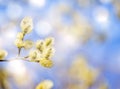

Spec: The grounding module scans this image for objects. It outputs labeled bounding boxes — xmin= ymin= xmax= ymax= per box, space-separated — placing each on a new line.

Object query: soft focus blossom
xmin=0 ymin=49 xmax=7 ymax=60
xmin=36 ymin=80 xmax=53 ymax=89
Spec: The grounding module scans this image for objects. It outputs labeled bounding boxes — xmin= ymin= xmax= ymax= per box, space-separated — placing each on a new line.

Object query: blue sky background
xmin=0 ymin=0 xmax=120 ymax=89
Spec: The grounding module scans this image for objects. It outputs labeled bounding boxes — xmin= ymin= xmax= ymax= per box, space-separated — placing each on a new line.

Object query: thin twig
xmin=24 ymin=56 xmax=29 ymax=58
xmin=0 ymin=57 xmax=31 ymax=62
xmin=18 ymin=48 xmax=21 ymax=56
xmin=0 ymin=60 xmax=9 ymax=62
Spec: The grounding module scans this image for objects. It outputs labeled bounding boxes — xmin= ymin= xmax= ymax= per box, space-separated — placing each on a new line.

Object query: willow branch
xmin=0 ymin=57 xmax=31 ymax=62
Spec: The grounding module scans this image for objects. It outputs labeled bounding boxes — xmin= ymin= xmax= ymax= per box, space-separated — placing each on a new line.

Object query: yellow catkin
xmin=29 ymin=50 xmax=38 ymax=61
xmin=44 ymin=37 xmax=54 ymax=47
xmin=36 ymin=40 xmax=44 ymax=52
xmin=0 ymin=49 xmax=7 ymax=60
xmin=23 ymin=40 xmax=34 ymax=49
xmin=14 ymin=39 xmax=24 ymax=48
xmin=20 ymin=16 xmax=33 ymax=34
xmin=16 ymin=32 xmax=24 ymax=40
xmin=39 ymin=58 xmax=53 ymax=68
xmin=43 ymin=48 xmax=54 ymax=59
xmin=36 ymin=80 xmax=53 ymax=89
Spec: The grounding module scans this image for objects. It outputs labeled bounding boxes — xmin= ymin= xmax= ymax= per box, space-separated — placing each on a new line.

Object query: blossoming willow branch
xmin=0 ymin=17 xmax=55 ymax=68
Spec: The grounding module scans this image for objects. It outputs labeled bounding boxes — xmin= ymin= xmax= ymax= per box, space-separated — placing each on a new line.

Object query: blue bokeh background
xmin=0 ymin=0 xmax=120 ymax=89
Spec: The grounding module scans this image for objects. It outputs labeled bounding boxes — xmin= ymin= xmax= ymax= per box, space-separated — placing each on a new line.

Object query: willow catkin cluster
xmin=14 ymin=16 xmax=55 ymax=68
xmin=29 ymin=37 xmax=55 ymax=68
xmin=14 ymin=17 xmax=33 ymax=49
xmin=36 ymin=80 xmax=53 ymax=89
xmin=69 ymin=56 xmax=99 ymax=87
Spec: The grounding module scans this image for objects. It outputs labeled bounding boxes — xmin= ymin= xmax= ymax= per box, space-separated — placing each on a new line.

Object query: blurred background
xmin=0 ymin=0 xmax=120 ymax=89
